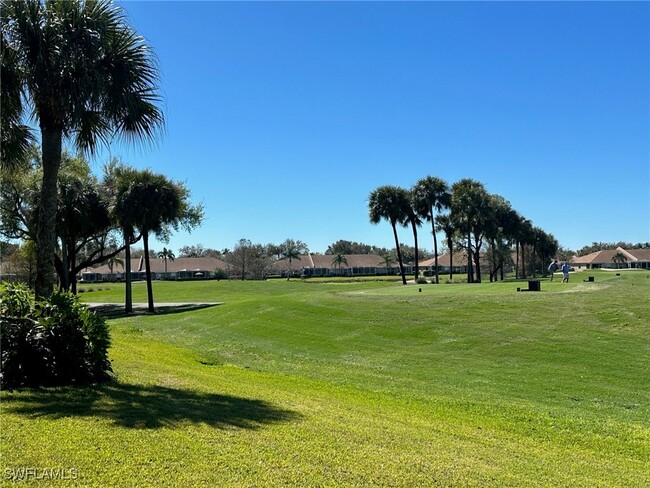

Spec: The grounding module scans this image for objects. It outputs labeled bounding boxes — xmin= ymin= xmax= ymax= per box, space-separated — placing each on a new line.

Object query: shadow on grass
xmin=2 ymin=382 xmax=300 ymax=430
xmin=89 ymin=303 xmax=221 ymax=319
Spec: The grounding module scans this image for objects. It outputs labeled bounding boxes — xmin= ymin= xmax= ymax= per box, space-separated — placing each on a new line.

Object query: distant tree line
xmin=369 ymin=176 xmax=559 ymax=284
xmin=576 ymin=242 xmax=650 ymax=256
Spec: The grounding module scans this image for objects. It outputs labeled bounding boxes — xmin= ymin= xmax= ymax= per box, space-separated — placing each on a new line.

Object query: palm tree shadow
xmin=89 ymin=303 xmax=220 ymax=319
xmin=2 ymin=382 xmax=301 ymax=430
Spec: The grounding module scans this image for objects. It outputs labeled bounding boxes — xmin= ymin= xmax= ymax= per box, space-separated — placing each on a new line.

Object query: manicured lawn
xmin=2 ymin=270 xmax=648 ymax=486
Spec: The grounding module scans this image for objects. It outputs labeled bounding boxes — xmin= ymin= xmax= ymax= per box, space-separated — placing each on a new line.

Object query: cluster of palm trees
xmin=369 ymin=176 xmax=558 ymax=285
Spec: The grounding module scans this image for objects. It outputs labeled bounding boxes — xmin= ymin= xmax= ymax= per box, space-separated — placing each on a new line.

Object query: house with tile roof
xmin=419 ymin=253 xmax=470 ymax=276
xmin=269 ymin=254 xmax=414 ymax=278
xmin=572 ymin=247 xmax=650 ymax=269
xmin=79 ymin=256 xmax=229 ymax=282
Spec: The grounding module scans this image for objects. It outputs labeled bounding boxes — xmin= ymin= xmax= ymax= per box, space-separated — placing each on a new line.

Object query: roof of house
xmin=420 ymin=252 xmax=469 ymax=267
xmin=572 ymin=247 xmax=650 ymax=264
xmin=270 ymin=253 xmax=393 ymax=272
xmin=83 ymin=256 xmax=228 ymax=274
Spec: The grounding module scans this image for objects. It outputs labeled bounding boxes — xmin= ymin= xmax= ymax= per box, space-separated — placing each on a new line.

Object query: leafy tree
xmin=0 ymin=149 xmax=123 ymax=293
xmin=265 ymin=243 xmax=284 ymax=260
xmin=56 ymin=174 xmax=112 ymax=292
xmin=412 ymin=176 xmax=451 ymax=283
xmin=226 ymin=239 xmax=270 ymax=280
xmin=158 ymin=247 xmax=175 ymax=276
xmin=325 ymin=240 xmax=385 ymax=255
xmin=368 ymin=185 xmax=410 ymax=285
xmin=178 ymin=244 xmax=223 ymax=259
xmin=1 ymin=0 xmax=164 ymax=297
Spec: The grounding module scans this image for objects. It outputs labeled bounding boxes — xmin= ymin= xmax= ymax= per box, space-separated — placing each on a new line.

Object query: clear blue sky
xmin=97 ymin=1 xmax=649 ymax=254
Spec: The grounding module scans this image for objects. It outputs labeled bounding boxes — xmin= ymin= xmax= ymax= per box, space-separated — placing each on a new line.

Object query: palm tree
xmin=112 ymin=165 xmax=142 ymax=314
xmin=106 ymin=254 xmax=124 ymax=281
xmin=2 ymin=0 xmax=163 ymax=297
xmin=0 ymin=33 xmax=35 ymax=171
xmin=158 ymin=247 xmax=175 ymax=277
xmin=126 ymin=170 xmax=201 ymax=312
xmin=368 ymin=185 xmax=410 ymax=285
xmin=382 ymin=253 xmax=395 ymax=275
xmin=331 ymin=253 xmax=348 ymax=276
xmin=281 ymin=239 xmax=306 ymax=281
xmin=412 ymin=176 xmax=451 ymax=283
xmin=612 ymin=251 xmax=627 ymax=269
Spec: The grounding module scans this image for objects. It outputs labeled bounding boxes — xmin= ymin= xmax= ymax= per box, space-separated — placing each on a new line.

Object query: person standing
xmin=548 ymin=260 xmax=558 ymax=281
xmin=561 ymin=262 xmax=570 ymax=283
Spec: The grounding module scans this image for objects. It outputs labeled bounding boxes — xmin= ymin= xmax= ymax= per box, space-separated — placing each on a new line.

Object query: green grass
xmin=2 ymin=270 xmax=648 ymax=486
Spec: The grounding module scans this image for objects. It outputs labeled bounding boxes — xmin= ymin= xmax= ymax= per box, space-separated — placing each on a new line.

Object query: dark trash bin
xmin=528 ymin=280 xmax=541 ymax=292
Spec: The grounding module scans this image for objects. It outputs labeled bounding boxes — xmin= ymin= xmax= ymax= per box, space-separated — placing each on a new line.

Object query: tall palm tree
xmin=368 ymin=185 xmax=410 ymax=285
xmin=126 ymin=170 xmax=201 ymax=312
xmin=331 ymin=253 xmax=348 ymax=276
xmin=412 ymin=176 xmax=451 ymax=283
xmin=1 ymin=0 xmax=163 ymax=297
xmin=158 ymin=247 xmax=175 ymax=277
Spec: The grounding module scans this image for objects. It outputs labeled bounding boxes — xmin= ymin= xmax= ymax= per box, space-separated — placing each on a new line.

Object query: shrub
xmin=213 ymin=269 xmax=229 ymax=280
xmin=0 ymin=282 xmax=113 ymax=389
xmin=416 ymin=278 xmax=429 ymax=285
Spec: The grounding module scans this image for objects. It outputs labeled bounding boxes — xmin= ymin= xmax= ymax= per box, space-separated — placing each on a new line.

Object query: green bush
xmin=213 ymin=269 xmax=229 ymax=280
xmin=0 ymin=282 xmax=113 ymax=389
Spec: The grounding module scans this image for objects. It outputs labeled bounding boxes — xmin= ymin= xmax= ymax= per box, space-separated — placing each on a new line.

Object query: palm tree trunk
xmin=411 ymin=220 xmax=419 ymax=280
xmin=392 ymin=223 xmax=407 ymax=285
xmin=60 ymin=235 xmax=69 ymax=292
xmin=124 ymin=230 xmax=132 ymax=314
xmin=35 ymin=128 xmax=63 ymax=297
xmin=143 ymin=233 xmax=155 ymax=312
xmin=431 ymin=212 xmax=439 ymax=284
xmin=287 ymin=257 xmax=292 ymax=281
xmin=467 ymin=231 xmax=473 ymax=283
xmin=449 ymin=246 xmax=453 ymax=281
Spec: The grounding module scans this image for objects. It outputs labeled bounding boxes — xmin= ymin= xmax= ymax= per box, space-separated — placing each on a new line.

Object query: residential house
xmin=572 ymin=247 xmax=650 ymax=269
xmin=270 ymin=254 xmax=414 ymax=278
xmin=79 ymin=256 xmax=229 ymax=282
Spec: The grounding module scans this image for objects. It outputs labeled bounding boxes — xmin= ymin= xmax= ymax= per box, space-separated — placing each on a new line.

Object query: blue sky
xmin=98 ymin=1 xmax=650 ymax=254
